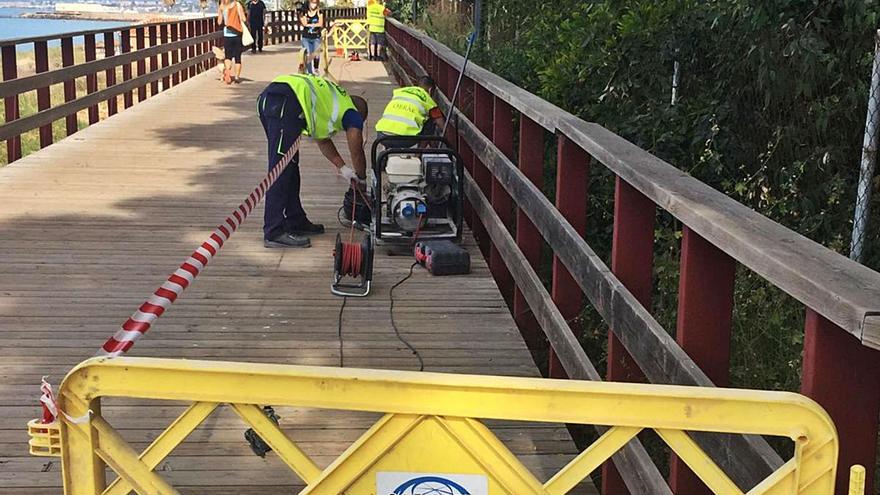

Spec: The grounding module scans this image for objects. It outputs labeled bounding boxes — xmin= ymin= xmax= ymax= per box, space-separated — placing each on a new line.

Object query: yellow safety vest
xmin=270 ymin=74 xmax=358 ymax=140
xmin=367 ymin=2 xmax=386 ymax=33
xmin=376 ymin=86 xmax=437 ymax=136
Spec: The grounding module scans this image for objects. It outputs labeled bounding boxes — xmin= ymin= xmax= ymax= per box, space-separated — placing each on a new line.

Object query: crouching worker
xmin=375 ymin=76 xmax=445 ymax=149
xmin=258 ymin=74 xmax=369 ymax=248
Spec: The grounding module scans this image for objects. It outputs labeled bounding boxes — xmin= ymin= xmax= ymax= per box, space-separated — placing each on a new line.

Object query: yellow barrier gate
xmin=28 ymin=357 xmax=862 ymax=494
xmin=330 ymin=19 xmax=369 ymax=57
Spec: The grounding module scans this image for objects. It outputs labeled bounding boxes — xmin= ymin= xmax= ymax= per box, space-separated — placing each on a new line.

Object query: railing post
xmin=603 ymin=177 xmax=654 ymax=495
xmin=34 ymin=40 xmax=53 ymax=148
xmin=104 ymin=31 xmax=118 ymax=116
xmin=147 ymin=25 xmax=158 ymax=95
xmin=802 ymin=309 xmax=880 ymax=494
xmin=180 ymin=22 xmax=190 ymax=82
xmin=472 ymin=82 xmax=493 ymax=259
xmin=170 ymin=23 xmax=180 ymax=87
xmin=457 ymin=77 xmax=477 ymax=237
xmin=160 ymin=24 xmax=170 ymax=91
xmin=1 ymin=45 xmax=21 ymax=163
xmin=84 ymin=34 xmax=99 ymax=124
xmin=513 ymin=115 xmax=544 ymax=351
xmin=134 ymin=27 xmax=147 ymax=103
xmin=548 ymin=134 xmax=589 ymax=379
xmin=188 ymin=21 xmax=198 ymax=77
xmin=490 ymin=97 xmax=515 ymax=304
xmin=136 ymin=26 xmax=147 ymax=100
xmin=668 ymin=226 xmax=736 ymax=494
xmin=61 ymin=36 xmax=79 ymax=134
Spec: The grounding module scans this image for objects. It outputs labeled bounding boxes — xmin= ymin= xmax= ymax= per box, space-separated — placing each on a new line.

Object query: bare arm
xmin=217 ymin=5 xmax=223 ymax=24
xmin=315 ymin=130 xmax=367 ymax=180
xmin=300 ymin=14 xmax=309 ymax=27
xmin=238 ymin=3 xmax=247 ymax=23
xmin=346 ymin=127 xmax=367 ymax=179
xmin=316 ymin=12 xmax=324 ymax=28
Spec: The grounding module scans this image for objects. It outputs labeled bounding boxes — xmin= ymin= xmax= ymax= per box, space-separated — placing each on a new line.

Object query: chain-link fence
xmin=851 ymin=30 xmax=880 ymax=263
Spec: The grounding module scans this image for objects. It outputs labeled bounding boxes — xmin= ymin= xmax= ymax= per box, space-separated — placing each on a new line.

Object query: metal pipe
xmin=440 ymin=31 xmax=477 ymax=139
xmin=671 ymin=59 xmax=680 ymax=106
xmin=850 ymin=30 xmax=880 ymax=262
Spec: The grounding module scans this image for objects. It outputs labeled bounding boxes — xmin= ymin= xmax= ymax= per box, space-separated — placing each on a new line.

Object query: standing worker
xmin=376 ymin=75 xmax=444 ymax=148
xmin=366 ymin=0 xmax=390 ymax=61
xmin=300 ymin=1 xmax=323 ymax=74
xmin=257 ymin=74 xmax=370 ymax=248
xmin=247 ymin=0 xmax=266 ymax=53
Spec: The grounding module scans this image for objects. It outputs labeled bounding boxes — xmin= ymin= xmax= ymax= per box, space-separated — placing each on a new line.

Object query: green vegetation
xmin=393 ymin=0 xmax=880 ymax=484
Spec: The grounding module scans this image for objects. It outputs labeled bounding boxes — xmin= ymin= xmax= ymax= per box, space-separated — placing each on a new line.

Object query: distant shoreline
xmin=21 ymin=11 xmax=177 ymax=22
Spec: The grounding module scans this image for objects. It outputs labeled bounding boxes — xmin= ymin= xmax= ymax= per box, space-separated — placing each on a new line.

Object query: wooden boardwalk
xmin=0 ymin=45 xmax=594 ymax=493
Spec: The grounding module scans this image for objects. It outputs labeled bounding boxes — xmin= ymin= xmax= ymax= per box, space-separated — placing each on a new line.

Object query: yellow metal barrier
xmin=30 ymin=356 xmax=857 ymax=494
xmin=330 ymin=19 xmax=369 ymax=57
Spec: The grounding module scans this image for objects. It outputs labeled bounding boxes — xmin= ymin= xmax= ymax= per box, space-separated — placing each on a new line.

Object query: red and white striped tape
xmin=98 ymin=138 xmax=302 ymax=357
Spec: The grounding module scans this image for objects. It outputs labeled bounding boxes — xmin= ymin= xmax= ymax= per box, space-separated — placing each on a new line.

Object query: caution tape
xmin=98 ymin=138 xmax=302 ymax=357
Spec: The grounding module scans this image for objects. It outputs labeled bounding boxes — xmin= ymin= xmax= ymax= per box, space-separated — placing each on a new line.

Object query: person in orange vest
xmin=366 ymin=0 xmax=391 ymax=61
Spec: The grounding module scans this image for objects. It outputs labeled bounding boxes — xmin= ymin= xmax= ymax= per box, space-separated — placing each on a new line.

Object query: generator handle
xmin=370 ymin=135 xmax=454 ymax=171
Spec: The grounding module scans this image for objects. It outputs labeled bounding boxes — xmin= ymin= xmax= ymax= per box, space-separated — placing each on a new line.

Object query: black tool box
xmin=414 ymin=240 xmax=470 ymax=276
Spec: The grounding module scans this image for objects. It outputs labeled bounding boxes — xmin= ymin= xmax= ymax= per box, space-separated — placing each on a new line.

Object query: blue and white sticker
xmin=377 ymin=471 xmax=489 ymax=495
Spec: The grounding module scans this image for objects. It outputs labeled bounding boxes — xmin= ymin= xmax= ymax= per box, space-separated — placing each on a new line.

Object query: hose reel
xmin=332 ymin=233 xmax=374 ymax=297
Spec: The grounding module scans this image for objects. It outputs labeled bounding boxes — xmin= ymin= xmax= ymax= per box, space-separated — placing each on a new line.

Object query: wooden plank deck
xmin=0 ymin=45 xmax=596 ymax=493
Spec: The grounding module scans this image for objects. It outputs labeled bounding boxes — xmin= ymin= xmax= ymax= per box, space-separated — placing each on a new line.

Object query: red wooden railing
xmin=0 ymin=17 xmax=220 ymax=164
xmin=386 ymin=19 xmax=880 ymax=495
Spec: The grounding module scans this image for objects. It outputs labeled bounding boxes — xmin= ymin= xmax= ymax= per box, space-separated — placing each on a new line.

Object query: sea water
xmin=0 ymin=7 xmax=130 ymax=49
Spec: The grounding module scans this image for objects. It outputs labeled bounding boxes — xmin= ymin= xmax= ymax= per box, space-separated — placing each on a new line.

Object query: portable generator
xmin=369 ymin=135 xmax=465 ymax=247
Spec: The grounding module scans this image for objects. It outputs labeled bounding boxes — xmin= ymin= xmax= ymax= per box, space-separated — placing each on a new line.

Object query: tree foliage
xmin=421 ymin=0 xmax=880 ymax=404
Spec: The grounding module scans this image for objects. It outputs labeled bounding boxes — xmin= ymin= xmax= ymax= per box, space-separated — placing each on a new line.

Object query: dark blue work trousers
xmin=258 ymin=82 xmax=306 ymax=240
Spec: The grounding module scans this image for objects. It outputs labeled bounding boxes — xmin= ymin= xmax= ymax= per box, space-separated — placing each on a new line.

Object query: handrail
xmin=1 ymin=17 xmax=220 ymax=164
xmin=0 ymin=31 xmax=217 ymax=100
xmin=387 ymin=19 xmax=880 ymax=350
xmin=44 ymin=357 xmax=842 ymax=494
xmin=384 ymin=35 xmax=781 ymax=491
xmin=0 ymin=16 xmax=212 ymax=48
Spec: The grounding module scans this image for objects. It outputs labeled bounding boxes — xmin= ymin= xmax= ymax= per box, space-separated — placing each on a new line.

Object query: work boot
xmin=264 ymin=233 xmax=311 ymax=248
xmin=289 ymin=219 xmax=325 ymax=236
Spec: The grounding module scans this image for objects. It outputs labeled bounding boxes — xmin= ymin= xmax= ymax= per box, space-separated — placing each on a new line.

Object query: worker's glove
xmin=339 ymin=165 xmax=367 ymax=188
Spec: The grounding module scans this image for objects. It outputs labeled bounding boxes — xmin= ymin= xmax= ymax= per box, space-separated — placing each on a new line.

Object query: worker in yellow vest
xmin=366 ymin=0 xmax=391 ymax=61
xmin=257 ymin=74 xmax=370 ymax=248
xmin=376 ymin=76 xmax=445 ymax=148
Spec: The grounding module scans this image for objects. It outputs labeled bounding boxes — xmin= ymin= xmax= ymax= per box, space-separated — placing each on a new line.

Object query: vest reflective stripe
xmin=391 ymin=95 xmax=427 ymax=114
xmin=367 ymin=3 xmax=386 ymax=32
xmin=375 ymin=86 xmax=437 ymax=136
xmin=271 ymin=74 xmax=355 ymax=139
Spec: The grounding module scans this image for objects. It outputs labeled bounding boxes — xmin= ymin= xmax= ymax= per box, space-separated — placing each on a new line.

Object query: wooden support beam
xmin=802 ymin=309 xmax=880 ymax=494
xmin=669 ymin=226 xmax=736 ymax=495
xmin=490 ymin=97 xmax=515 ymax=305
xmin=104 ymin=31 xmax=118 ymax=116
xmin=549 ymin=134 xmax=589 ymax=379
xmin=33 ymin=41 xmax=52 ymax=148
xmin=514 ymin=115 xmax=544 ymax=352
xmin=84 ymin=34 xmax=99 ymax=124
xmin=1 ymin=45 xmax=21 ymax=163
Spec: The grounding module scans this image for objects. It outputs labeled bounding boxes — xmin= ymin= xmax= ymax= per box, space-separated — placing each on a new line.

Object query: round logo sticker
xmin=391 ymin=475 xmax=472 ymax=495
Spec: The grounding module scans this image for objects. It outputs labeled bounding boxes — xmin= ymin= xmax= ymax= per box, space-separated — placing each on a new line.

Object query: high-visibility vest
xmin=367 ymin=2 xmax=386 ymax=33
xmin=271 ymin=74 xmax=358 ymax=140
xmin=376 ymin=86 xmax=437 ymax=136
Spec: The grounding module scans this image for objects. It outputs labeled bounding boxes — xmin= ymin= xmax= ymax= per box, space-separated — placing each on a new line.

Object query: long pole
xmin=440 ymin=31 xmax=477 ymax=138
xmin=850 ymin=29 xmax=880 ymax=262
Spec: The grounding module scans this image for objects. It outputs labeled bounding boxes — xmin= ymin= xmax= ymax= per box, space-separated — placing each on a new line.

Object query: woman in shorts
xmin=300 ymin=1 xmax=323 ymax=74
xmin=218 ymin=0 xmax=247 ymax=84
